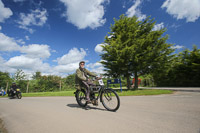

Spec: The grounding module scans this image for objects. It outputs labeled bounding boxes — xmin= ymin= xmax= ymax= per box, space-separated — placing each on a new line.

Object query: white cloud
xmin=0 ymin=32 xmax=89 ymax=75
xmin=152 ymin=22 xmax=164 ymax=31
xmin=20 ymin=44 xmax=51 ymax=59
xmin=60 ymin=0 xmax=108 ymax=29
xmin=13 ymin=0 xmax=26 ymax=2
xmin=16 ymin=39 xmax=25 ymax=44
xmin=54 ymin=62 xmax=78 ymax=73
xmin=0 ymin=45 xmax=100 ymax=76
xmin=126 ymin=0 xmax=146 ymax=21
xmin=6 ymin=55 xmax=39 ymax=69
xmin=171 ymin=45 xmax=184 ymax=49
xmin=0 ymin=56 xmax=16 ymax=73
xmin=87 ymin=62 xmax=102 ymax=68
xmin=122 ymin=1 xmax=126 ymax=9
xmin=0 ymin=33 xmax=20 ymax=51
xmin=0 ymin=55 xmax=5 ymax=64
xmin=161 ymin=0 xmax=200 ymax=22
xmin=5 ymin=55 xmax=51 ymax=72
xmin=170 ymin=23 xmax=181 ymax=29
xmin=0 ymin=25 xmax=1 ymax=30
xmin=0 ymin=31 xmax=53 ymax=74
xmin=87 ymin=62 xmax=105 ymax=74
xmin=17 ymin=8 xmax=48 ymax=33
xmin=51 ymin=50 xmax=57 ymax=53
xmin=0 ymin=0 xmax=13 ymax=22
xmin=169 ymin=23 xmax=181 ymax=32
xmin=92 ymin=66 xmax=105 ymax=74
xmin=0 ymin=32 xmax=51 ymax=59
xmin=54 ymin=48 xmax=87 ymax=74
xmin=95 ymin=44 xmax=104 ymax=53
xmin=57 ymin=48 xmax=86 ymax=65
xmin=25 ymin=35 xmax=30 ymax=40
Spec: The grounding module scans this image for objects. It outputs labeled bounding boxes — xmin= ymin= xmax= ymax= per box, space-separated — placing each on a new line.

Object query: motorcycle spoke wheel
xmin=76 ymin=90 xmax=87 ymax=107
xmin=101 ymin=89 xmax=120 ymax=112
xmin=17 ymin=93 xmax=22 ymax=99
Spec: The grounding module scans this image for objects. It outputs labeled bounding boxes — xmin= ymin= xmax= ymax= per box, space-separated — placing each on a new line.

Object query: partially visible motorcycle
xmin=7 ymin=88 xmax=22 ymax=99
xmin=74 ymin=77 xmax=120 ymax=112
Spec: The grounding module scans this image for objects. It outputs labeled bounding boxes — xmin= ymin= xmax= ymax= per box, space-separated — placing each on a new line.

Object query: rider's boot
xmin=92 ymin=99 xmax=98 ymax=106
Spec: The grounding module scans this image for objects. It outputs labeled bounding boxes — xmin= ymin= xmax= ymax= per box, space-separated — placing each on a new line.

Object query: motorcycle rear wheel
xmin=75 ymin=90 xmax=87 ymax=107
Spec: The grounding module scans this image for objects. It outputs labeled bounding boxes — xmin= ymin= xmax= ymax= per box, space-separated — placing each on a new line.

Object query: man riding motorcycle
xmin=75 ymin=61 xmax=98 ymax=103
xmin=9 ymin=82 xmax=18 ymax=97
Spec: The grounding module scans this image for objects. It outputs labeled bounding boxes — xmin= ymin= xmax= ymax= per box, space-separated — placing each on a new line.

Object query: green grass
xmin=116 ymin=89 xmax=173 ymax=96
xmin=26 ymin=89 xmax=173 ymax=97
xmin=0 ymin=89 xmax=173 ymax=98
xmin=22 ymin=91 xmax=75 ymax=97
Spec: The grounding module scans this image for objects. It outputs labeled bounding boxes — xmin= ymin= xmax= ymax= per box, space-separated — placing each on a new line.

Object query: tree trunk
xmin=134 ymin=71 xmax=138 ymax=90
xmin=59 ymin=80 xmax=62 ymax=91
xmin=126 ymin=74 xmax=131 ymax=89
xmin=26 ymin=80 xmax=29 ymax=93
xmin=6 ymin=82 xmax=8 ymax=93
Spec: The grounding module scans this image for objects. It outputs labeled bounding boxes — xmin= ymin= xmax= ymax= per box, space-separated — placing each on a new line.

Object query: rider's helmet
xmin=79 ymin=61 xmax=85 ymax=66
xmin=12 ymin=82 xmax=16 ymax=85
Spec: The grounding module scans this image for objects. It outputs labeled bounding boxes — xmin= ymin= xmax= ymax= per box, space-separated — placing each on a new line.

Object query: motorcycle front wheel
xmin=101 ymin=89 xmax=120 ymax=112
xmin=17 ymin=92 xmax=22 ymax=99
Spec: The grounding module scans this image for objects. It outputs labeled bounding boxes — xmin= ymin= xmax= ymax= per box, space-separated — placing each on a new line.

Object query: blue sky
xmin=0 ymin=0 xmax=200 ymax=77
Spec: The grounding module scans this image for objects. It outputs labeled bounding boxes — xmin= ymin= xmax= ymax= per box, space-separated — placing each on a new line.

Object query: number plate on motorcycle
xmin=98 ymin=79 xmax=104 ymax=86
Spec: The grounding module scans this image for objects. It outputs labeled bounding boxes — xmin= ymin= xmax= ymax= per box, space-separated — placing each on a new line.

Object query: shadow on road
xmin=66 ymin=104 xmax=106 ymax=111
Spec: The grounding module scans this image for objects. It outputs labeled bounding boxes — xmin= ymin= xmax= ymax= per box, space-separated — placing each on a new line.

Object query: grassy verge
xmin=0 ymin=89 xmax=173 ymax=98
xmin=22 ymin=91 xmax=75 ymax=97
xmin=116 ymin=89 xmax=173 ymax=96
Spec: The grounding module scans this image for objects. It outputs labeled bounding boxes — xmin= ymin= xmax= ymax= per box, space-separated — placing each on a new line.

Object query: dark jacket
xmin=75 ymin=68 xmax=97 ymax=90
xmin=11 ymin=85 xmax=18 ymax=91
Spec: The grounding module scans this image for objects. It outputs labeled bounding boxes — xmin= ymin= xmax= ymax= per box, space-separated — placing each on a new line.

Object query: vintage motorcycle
xmin=7 ymin=88 xmax=22 ymax=99
xmin=74 ymin=78 xmax=120 ymax=112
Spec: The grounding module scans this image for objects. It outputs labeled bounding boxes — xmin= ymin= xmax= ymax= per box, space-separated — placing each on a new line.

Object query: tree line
xmin=153 ymin=45 xmax=200 ymax=87
xmin=0 ymin=71 xmax=76 ymax=93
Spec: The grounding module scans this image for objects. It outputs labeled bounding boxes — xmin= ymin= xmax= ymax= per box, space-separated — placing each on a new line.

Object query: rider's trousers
xmin=82 ymin=80 xmax=95 ymax=100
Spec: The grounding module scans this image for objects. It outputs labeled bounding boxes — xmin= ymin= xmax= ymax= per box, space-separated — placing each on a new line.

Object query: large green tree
xmin=32 ymin=71 xmax=42 ymax=80
xmin=0 ymin=71 xmax=12 ymax=89
xmin=13 ymin=69 xmax=27 ymax=81
xmin=63 ymin=74 xmax=76 ymax=90
xmin=13 ymin=69 xmax=28 ymax=92
xmin=101 ymin=15 xmax=174 ymax=89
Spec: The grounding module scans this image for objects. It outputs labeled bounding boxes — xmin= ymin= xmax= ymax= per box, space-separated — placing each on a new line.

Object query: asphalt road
xmin=0 ymin=91 xmax=200 ymax=133
xmin=141 ymin=87 xmax=200 ymax=92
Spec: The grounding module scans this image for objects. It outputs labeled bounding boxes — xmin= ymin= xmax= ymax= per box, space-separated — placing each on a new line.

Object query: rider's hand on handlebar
xmin=96 ymin=76 xmax=102 ymax=80
xmin=87 ymin=78 xmax=91 ymax=82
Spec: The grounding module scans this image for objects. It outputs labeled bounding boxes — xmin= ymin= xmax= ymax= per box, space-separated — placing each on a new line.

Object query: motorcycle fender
xmin=74 ymin=89 xmax=86 ymax=97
